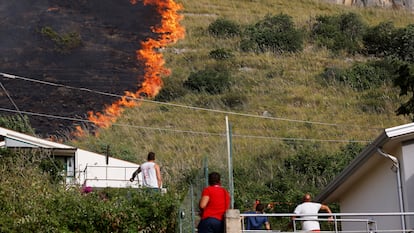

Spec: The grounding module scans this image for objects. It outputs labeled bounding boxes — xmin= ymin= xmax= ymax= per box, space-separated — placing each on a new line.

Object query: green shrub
xmin=40 ymin=26 xmax=82 ymax=54
xmin=155 ymin=79 xmax=188 ymax=102
xmin=363 ymin=21 xmax=396 ymax=57
xmin=0 ymin=115 xmax=34 ymax=134
xmin=183 ymin=68 xmax=231 ymax=94
xmin=39 ymin=158 xmax=65 ymax=184
xmin=343 ymin=63 xmax=389 ymax=90
xmin=207 ymin=18 xmax=241 ymax=38
xmin=0 ymin=149 xmax=180 ymax=233
xmin=312 ymin=12 xmax=366 ymax=54
xmin=241 ymin=14 xmax=304 ymax=53
xmin=209 ymin=48 xmax=234 ymax=60
xmin=319 ymin=60 xmax=395 ymax=91
xmin=393 ymin=62 xmax=414 ymax=120
xmin=392 ymin=24 xmax=414 ymax=62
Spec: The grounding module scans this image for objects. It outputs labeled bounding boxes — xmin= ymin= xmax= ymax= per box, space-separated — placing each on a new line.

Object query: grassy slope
xmin=72 ymin=0 xmax=414 ymax=187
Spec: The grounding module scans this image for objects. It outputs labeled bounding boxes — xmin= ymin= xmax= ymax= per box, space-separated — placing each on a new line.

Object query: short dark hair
xmin=256 ymin=203 xmax=265 ymax=212
xmin=147 ymin=152 xmax=155 ymax=161
xmin=208 ymin=172 xmax=221 ymax=185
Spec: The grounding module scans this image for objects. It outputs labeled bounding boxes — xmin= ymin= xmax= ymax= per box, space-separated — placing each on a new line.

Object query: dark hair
xmin=256 ymin=203 xmax=265 ymax=212
xmin=147 ymin=152 xmax=155 ymax=161
xmin=208 ymin=172 xmax=221 ymax=185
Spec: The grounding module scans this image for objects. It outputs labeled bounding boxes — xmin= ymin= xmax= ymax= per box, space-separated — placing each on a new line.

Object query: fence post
xmin=225 ymin=209 xmax=240 ymax=233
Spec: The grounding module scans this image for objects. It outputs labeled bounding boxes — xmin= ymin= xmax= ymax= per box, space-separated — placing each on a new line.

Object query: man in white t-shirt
xmin=292 ymin=193 xmax=333 ymax=231
xmin=130 ymin=152 xmax=162 ymax=190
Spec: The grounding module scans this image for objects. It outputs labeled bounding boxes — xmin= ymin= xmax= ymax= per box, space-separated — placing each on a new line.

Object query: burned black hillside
xmin=0 ymin=0 xmax=160 ymax=137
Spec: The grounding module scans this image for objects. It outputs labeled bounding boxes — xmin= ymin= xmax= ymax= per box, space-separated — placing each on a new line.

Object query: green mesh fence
xmin=176 ymin=164 xmax=229 ymax=233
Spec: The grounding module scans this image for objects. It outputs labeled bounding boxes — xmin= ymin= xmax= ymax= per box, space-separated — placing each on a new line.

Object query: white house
xmin=0 ymin=126 xmax=142 ymax=189
xmin=315 ymin=122 xmax=414 ymax=232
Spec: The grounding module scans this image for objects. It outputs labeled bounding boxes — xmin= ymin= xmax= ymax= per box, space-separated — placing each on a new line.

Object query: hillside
xmin=2 ymin=0 xmax=414 ymax=208
xmin=70 ymin=0 xmax=414 ymax=185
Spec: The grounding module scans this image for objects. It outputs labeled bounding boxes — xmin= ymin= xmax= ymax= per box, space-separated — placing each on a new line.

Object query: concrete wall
xmin=225 ymin=209 xmax=241 ymax=233
xmin=401 ymin=140 xmax=414 ymax=229
xmin=338 ymin=153 xmax=402 ymax=231
xmin=76 ymin=149 xmax=141 ymax=188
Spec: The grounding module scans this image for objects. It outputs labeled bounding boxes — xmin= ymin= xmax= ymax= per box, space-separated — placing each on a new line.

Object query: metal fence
xmin=177 ymin=161 xmax=229 ymax=233
xmin=82 ymin=165 xmax=141 ymax=188
xmin=240 ymin=212 xmax=414 ymax=233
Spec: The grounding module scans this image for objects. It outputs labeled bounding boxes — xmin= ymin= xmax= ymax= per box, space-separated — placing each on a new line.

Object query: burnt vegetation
xmin=0 ymin=0 xmax=160 ymax=137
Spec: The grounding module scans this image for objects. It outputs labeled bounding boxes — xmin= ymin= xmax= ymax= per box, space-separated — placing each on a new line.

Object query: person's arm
xmin=154 ymin=163 xmax=162 ymax=188
xmin=265 ymin=221 xmax=271 ymax=230
xmin=129 ymin=167 xmax=141 ymax=182
xmin=199 ymin=195 xmax=210 ymax=209
xmin=320 ymin=204 xmax=333 ymax=221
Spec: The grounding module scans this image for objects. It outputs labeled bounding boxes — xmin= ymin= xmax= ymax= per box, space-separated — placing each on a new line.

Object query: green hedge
xmin=0 ymin=149 xmax=180 ymax=233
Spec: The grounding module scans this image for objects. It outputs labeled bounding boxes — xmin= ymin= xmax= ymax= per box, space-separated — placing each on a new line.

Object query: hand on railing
xmin=328 ymin=216 xmax=334 ymax=224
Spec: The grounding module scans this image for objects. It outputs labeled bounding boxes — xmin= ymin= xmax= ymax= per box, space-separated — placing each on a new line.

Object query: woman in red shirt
xmin=198 ymin=172 xmax=231 ymax=233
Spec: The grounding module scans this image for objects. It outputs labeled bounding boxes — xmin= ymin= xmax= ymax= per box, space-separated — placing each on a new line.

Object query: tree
xmin=393 ymin=63 xmax=414 ymax=120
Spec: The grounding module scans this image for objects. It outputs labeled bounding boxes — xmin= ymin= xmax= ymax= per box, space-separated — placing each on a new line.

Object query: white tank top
xmin=140 ymin=161 xmax=158 ymax=188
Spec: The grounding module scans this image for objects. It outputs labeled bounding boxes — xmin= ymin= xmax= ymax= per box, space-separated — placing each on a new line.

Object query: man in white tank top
xmin=130 ymin=152 xmax=162 ymax=190
xmin=292 ymin=193 xmax=333 ymax=231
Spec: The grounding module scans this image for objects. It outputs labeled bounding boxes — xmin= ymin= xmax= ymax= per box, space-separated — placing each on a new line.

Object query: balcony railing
xmin=82 ymin=165 xmax=140 ymax=188
xmin=239 ymin=212 xmax=414 ymax=233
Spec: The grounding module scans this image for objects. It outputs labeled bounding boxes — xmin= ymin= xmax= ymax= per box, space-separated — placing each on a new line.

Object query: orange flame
xmin=80 ymin=0 xmax=185 ymax=133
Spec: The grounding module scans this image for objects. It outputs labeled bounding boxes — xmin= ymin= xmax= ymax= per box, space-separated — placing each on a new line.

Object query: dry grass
xmin=72 ymin=0 xmax=414 ymax=187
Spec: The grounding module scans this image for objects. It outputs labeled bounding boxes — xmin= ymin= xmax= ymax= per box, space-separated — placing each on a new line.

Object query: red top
xmin=200 ymin=185 xmax=230 ymax=221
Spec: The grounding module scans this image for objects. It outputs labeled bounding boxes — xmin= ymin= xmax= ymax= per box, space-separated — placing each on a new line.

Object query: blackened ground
xmin=0 ymin=0 xmax=160 ymax=137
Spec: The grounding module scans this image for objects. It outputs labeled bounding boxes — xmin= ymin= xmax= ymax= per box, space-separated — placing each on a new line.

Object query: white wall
xmin=76 ymin=149 xmax=142 ymax=188
xmin=339 ymin=155 xmax=402 ymax=231
xmin=401 ymin=140 xmax=414 ymax=229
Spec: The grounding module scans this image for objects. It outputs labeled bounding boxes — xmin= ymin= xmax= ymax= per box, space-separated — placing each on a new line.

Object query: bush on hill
xmin=392 ymin=24 xmax=414 ymax=62
xmin=240 ymin=13 xmax=304 ymax=53
xmin=319 ymin=59 xmax=396 ymax=91
xmin=311 ymin=12 xmax=366 ymax=54
xmin=208 ymin=18 xmax=241 ymax=38
xmin=363 ymin=21 xmax=396 ymax=57
xmin=183 ymin=68 xmax=231 ymax=94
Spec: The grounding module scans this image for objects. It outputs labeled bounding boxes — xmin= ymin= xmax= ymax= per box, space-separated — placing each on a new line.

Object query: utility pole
xmin=226 ymin=116 xmax=234 ymax=208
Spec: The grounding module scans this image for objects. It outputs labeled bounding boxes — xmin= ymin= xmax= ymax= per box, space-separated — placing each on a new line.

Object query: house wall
xmin=75 ymin=149 xmax=141 ymax=188
xmin=401 ymin=140 xmax=414 ymax=229
xmin=339 ymin=155 xmax=402 ymax=231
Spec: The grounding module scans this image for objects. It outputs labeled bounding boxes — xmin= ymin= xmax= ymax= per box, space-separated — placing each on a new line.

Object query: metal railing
xmin=240 ymin=212 xmax=414 ymax=233
xmin=82 ymin=165 xmax=141 ymax=188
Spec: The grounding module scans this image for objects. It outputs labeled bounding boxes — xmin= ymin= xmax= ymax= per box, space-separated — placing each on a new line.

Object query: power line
xmin=0 ymin=107 xmax=372 ymax=143
xmin=0 ymin=72 xmax=383 ymax=130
